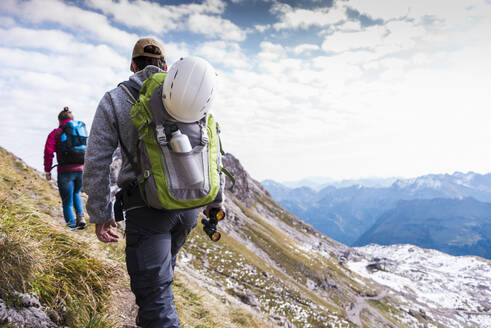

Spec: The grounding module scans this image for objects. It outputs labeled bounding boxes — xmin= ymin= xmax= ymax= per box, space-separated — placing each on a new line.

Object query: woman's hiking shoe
xmin=76 ymin=214 xmax=86 ymax=230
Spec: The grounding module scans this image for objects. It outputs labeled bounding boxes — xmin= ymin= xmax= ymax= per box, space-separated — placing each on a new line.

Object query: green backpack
xmin=122 ymin=72 xmax=232 ymax=210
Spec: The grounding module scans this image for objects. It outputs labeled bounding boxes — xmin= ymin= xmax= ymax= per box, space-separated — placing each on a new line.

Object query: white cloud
xmin=1 ymin=0 xmax=138 ymax=50
xmin=0 ymin=27 xmax=97 ymax=55
xmin=321 ymin=20 xmax=426 ymax=56
xmin=292 ymin=43 xmax=320 ymax=55
xmin=187 ymin=14 xmax=246 ymax=41
xmin=254 ymin=24 xmax=271 ymax=33
xmin=195 ymin=41 xmax=248 ymax=68
xmin=85 ymin=0 xmax=226 ymax=33
xmin=86 ymin=0 xmax=247 ymax=42
xmin=0 ymin=16 xmax=15 ymax=27
xmin=336 ymin=20 xmax=362 ymax=32
xmin=345 ymin=0 xmax=409 ymax=20
xmin=271 ymin=3 xmax=346 ymax=30
xmin=346 ymin=0 xmax=491 ymax=28
xmin=162 ymin=42 xmax=192 ymax=66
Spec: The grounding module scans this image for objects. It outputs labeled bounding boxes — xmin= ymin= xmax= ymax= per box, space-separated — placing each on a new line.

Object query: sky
xmin=0 ymin=0 xmax=490 ymax=182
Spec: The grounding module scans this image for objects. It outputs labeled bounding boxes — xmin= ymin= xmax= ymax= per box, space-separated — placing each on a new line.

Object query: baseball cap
xmin=130 ymin=37 xmax=166 ymax=70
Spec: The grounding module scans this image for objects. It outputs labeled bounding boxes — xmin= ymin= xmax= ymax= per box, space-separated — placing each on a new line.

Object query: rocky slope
xmin=346 ymin=244 xmax=491 ymax=328
xmin=1 ymin=147 xmax=490 ymax=327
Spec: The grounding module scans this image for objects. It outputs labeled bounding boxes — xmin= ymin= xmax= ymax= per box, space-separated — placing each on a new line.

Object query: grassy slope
xmin=0 ymin=146 xmax=272 ymax=328
xmin=0 ymin=146 xmax=411 ymax=328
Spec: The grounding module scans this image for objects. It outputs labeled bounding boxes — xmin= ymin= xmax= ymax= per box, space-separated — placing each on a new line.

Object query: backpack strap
xmin=220 ymin=166 xmax=236 ymax=189
xmin=108 ymin=90 xmax=141 ymax=189
xmin=118 ymin=80 xmax=140 ymax=105
xmin=213 ymin=120 xmax=235 ymax=189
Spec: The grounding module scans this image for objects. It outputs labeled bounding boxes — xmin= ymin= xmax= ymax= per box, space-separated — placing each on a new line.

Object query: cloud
xmin=254 ymin=24 xmax=271 ymax=33
xmin=271 ymin=3 xmax=346 ymax=30
xmin=1 ymin=0 xmax=138 ymax=50
xmin=345 ymin=7 xmax=384 ymax=27
xmin=321 ymin=20 xmax=425 ymax=55
xmin=187 ymin=14 xmax=247 ymax=41
xmin=0 ymin=27 xmax=98 ymax=55
xmin=292 ymin=43 xmax=320 ymax=55
xmin=344 ymin=0 xmax=409 ymax=21
xmin=86 ymin=0 xmax=247 ymax=42
xmin=85 ymin=0 xmax=226 ymax=33
xmin=195 ymin=41 xmax=248 ymax=68
xmin=346 ymin=0 xmax=491 ymax=27
xmin=0 ymin=16 xmax=15 ymax=27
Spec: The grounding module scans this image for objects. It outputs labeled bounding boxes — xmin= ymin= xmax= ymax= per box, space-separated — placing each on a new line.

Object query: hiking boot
xmin=76 ymin=214 xmax=86 ymax=230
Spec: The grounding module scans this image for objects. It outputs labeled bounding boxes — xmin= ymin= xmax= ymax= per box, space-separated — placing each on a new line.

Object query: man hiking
xmin=44 ymin=106 xmax=87 ymax=230
xmin=83 ymin=37 xmax=225 ymax=328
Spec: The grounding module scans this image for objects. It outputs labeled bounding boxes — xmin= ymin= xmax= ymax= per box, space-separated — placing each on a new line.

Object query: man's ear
xmin=164 ymin=63 xmax=168 ymax=72
xmin=131 ymin=60 xmax=137 ymax=73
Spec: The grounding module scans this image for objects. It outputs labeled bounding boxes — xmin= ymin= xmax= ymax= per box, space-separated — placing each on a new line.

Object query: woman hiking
xmin=44 ymin=106 xmax=87 ymax=230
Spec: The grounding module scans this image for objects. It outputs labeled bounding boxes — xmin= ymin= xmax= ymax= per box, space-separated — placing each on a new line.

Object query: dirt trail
xmin=111 ymin=283 xmax=139 ymax=328
xmin=346 ymin=288 xmax=394 ymax=327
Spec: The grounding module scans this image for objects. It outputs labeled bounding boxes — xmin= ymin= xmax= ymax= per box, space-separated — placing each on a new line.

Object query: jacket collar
xmin=59 ymin=119 xmax=72 ymax=128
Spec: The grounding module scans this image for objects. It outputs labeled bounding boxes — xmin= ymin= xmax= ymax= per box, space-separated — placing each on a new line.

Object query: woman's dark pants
xmin=125 ymin=207 xmax=199 ymax=328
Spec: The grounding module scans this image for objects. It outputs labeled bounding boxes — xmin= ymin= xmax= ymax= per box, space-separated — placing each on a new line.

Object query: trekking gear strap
xmin=200 ymin=122 xmax=208 ymax=146
xmin=155 ymin=124 xmax=168 ymax=145
xmin=118 ymin=80 xmax=140 ymax=105
xmin=108 ymin=92 xmax=140 ymax=178
xmin=220 ymin=166 xmax=236 ymax=189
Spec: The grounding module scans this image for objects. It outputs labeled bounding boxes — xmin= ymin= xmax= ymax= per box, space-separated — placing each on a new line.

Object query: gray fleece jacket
xmin=83 ymin=65 xmax=224 ymax=224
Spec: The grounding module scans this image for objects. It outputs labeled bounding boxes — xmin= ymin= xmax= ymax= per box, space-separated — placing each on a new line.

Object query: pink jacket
xmin=44 ymin=119 xmax=84 ymax=173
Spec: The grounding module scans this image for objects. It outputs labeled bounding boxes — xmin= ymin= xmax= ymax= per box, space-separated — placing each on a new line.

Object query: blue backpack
xmin=56 ymin=120 xmax=88 ymax=165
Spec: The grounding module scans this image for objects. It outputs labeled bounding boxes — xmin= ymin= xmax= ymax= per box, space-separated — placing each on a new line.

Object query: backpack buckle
xmin=200 ymin=124 xmax=208 ymax=146
xmin=156 ymin=124 xmax=167 ymax=145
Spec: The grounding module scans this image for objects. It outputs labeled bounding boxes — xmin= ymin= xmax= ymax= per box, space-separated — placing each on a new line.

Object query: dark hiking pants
xmin=125 ymin=207 xmax=199 ymax=328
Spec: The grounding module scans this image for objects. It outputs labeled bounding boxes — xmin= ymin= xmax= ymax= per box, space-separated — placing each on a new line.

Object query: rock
xmin=0 ymin=293 xmax=57 ymax=328
xmin=234 ymin=289 xmax=259 ymax=308
xmin=222 ymin=153 xmax=268 ymax=205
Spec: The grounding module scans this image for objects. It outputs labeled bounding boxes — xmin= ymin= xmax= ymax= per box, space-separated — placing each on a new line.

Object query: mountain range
xmin=262 ymin=172 xmax=491 ymax=259
xmin=279 ymin=177 xmax=398 ymax=190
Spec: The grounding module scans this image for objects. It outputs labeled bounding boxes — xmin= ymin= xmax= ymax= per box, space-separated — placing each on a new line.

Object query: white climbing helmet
xmin=162 ymin=56 xmax=217 ymax=123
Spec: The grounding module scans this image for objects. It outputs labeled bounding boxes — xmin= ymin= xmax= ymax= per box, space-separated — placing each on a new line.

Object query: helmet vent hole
xmin=170 ymin=82 xmax=174 ymax=89
xmin=174 ymin=70 xmax=178 ymax=79
xmin=206 ymin=97 xmax=210 ymax=103
xmin=169 ymin=92 xmax=172 ymax=100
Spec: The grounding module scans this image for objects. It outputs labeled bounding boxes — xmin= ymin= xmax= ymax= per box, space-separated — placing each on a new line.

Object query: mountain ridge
xmin=354 ymin=197 xmax=491 ymax=259
xmin=263 ymin=171 xmax=491 ymax=253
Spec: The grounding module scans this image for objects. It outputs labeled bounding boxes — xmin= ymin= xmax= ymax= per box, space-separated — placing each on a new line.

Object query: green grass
xmin=0 ymin=146 xmax=275 ymax=328
xmin=0 ymin=147 xmax=120 ymax=327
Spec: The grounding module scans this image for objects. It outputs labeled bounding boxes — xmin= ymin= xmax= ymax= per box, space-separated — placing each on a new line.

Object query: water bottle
xmin=169 ymin=129 xmax=203 ymax=185
xmin=170 ymin=129 xmax=192 ymax=152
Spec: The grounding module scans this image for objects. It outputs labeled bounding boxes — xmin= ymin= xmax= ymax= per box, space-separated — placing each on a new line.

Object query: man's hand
xmin=45 ymin=172 xmax=51 ymax=181
xmin=95 ymin=219 xmax=120 ymax=243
